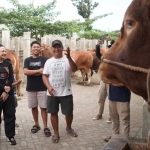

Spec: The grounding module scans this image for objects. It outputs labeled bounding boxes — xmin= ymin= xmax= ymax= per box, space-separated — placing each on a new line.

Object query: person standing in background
xmin=2 ymin=58 xmax=22 ymax=128
xmin=0 ymin=44 xmax=16 ymax=145
xmin=23 ymin=41 xmax=51 ymax=137
xmin=104 ymin=84 xmax=131 ymax=142
xmin=92 ymin=80 xmax=111 ymax=123
xmin=95 ymin=39 xmax=101 ymax=60
xmin=92 ymin=40 xmax=112 ymax=123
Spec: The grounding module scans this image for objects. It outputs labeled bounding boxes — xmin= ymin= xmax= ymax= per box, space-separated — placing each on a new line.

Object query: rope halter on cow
xmin=102 ymin=58 xmax=150 ymax=104
xmin=102 ymin=58 xmax=149 ymax=74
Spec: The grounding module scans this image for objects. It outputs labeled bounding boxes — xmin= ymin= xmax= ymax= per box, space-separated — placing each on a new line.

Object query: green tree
xmin=0 ymin=0 xmax=59 ymax=39
xmin=79 ymin=30 xmax=107 ymax=39
xmin=79 ymin=29 xmax=120 ymax=40
xmin=71 ymin=0 xmax=99 ymax=19
xmin=71 ymin=0 xmax=112 ymax=20
xmin=46 ymin=20 xmax=81 ymax=38
xmin=71 ymin=0 xmax=112 ymax=33
xmin=108 ymin=30 xmax=120 ymax=40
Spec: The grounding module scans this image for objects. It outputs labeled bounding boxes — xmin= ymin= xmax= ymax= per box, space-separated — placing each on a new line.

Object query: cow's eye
xmin=124 ymin=20 xmax=135 ymax=28
xmin=127 ymin=20 xmax=134 ymax=26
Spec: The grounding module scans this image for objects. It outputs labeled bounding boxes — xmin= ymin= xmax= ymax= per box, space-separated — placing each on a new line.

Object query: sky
xmin=0 ymin=0 xmax=133 ymax=31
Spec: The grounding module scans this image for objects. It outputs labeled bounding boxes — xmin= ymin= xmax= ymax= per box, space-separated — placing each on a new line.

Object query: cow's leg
xmin=17 ymin=84 xmax=21 ymax=96
xmin=15 ymin=71 xmax=21 ymax=96
xmin=86 ymin=69 xmax=91 ymax=86
xmin=71 ymin=72 xmax=75 ymax=77
xmin=79 ymin=69 xmax=86 ymax=84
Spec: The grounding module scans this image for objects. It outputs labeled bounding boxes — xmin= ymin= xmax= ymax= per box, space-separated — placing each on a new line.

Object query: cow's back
xmin=70 ymin=51 xmax=93 ymax=70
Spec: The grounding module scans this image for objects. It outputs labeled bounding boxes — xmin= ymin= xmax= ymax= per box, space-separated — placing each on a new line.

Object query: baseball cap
xmin=52 ymin=40 xmax=63 ymax=47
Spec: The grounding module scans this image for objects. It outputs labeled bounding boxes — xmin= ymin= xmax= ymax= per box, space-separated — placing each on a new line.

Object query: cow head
xmin=100 ymin=0 xmax=150 ymax=100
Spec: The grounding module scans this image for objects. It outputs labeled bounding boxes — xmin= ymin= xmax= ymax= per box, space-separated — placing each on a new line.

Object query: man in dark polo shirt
xmin=104 ymin=83 xmax=131 ymax=142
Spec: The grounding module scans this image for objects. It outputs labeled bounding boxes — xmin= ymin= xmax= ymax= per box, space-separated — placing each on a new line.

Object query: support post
xmin=142 ymin=100 xmax=150 ymax=139
xmin=23 ymin=32 xmax=31 ymax=82
xmin=70 ymin=37 xmax=76 ymax=51
xmin=2 ymin=30 xmax=10 ymax=49
xmin=147 ymin=131 xmax=150 ymax=149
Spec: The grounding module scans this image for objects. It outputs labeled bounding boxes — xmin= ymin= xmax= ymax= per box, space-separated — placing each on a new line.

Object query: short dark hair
xmin=30 ymin=41 xmax=41 ymax=47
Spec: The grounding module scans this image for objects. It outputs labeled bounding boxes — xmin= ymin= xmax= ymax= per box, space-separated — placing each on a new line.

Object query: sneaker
xmin=92 ymin=114 xmax=102 ymax=120
xmin=7 ymin=137 xmax=17 ymax=145
xmin=106 ymin=117 xmax=112 ymax=124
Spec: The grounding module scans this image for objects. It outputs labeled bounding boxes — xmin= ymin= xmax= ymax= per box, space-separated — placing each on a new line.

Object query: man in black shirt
xmin=95 ymin=39 xmax=102 ymax=60
xmin=23 ymin=41 xmax=51 ymax=137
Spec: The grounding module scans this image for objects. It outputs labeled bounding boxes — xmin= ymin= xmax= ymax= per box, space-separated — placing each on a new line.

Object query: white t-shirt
xmin=43 ymin=56 xmax=74 ymax=96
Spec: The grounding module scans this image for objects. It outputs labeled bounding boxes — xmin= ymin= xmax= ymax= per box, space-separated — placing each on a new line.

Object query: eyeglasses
xmin=0 ymin=51 xmax=7 ymax=53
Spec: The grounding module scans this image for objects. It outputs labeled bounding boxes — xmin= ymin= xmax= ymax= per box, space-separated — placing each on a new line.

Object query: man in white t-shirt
xmin=42 ymin=40 xmax=78 ymax=143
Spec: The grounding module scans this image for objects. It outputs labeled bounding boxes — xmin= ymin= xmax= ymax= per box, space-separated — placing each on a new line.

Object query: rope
xmin=102 ymin=58 xmax=150 ymax=103
xmin=102 ymin=58 xmax=149 ymax=74
xmin=147 ymin=69 xmax=150 ymax=105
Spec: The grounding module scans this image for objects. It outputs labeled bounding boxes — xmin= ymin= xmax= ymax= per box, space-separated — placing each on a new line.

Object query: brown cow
xmin=6 ymin=49 xmax=21 ymax=96
xmin=41 ymin=44 xmax=93 ymax=85
xmin=100 ymin=0 xmax=150 ymax=101
xmin=70 ymin=50 xmax=93 ymax=85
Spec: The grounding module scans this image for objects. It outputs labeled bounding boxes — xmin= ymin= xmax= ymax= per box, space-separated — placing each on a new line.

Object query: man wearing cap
xmin=42 ymin=40 xmax=78 ymax=143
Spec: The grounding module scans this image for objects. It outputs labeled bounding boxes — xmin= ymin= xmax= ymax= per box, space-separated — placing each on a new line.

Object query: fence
xmin=1 ymin=30 xmax=109 ymax=63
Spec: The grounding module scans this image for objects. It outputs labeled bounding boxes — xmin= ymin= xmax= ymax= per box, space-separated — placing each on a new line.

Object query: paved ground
xmin=0 ymin=71 xmax=144 ymax=150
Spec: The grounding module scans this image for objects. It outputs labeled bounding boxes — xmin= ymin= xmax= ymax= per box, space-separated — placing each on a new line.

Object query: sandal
xmin=7 ymin=137 xmax=17 ymax=145
xmin=104 ymin=136 xmax=112 ymax=142
xmin=44 ymin=128 xmax=51 ymax=137
xmin=52 ymin=135 xmax=60 ymax=143
xmin=31 ymin=125 xmax=41 ymax=133
xmin=66 ymin=128 xmax=78 ymax=137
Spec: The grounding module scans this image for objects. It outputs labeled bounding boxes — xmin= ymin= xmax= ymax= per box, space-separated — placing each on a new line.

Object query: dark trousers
xmin=0 ymin=91 xmax=15 ymax=138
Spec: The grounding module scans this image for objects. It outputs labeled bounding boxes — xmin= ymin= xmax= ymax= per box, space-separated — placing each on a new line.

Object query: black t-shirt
xmin=24 ymin=56 xmax=47 ymax=91
xmin=0 ymin=59 xmax=13 ymax=95
xmin=95 ymin=44 xmax=102 ymax=60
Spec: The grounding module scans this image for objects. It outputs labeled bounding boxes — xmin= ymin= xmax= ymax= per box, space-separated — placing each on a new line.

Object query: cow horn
xmin=147 ymin=68 xmax=150 ymax=108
